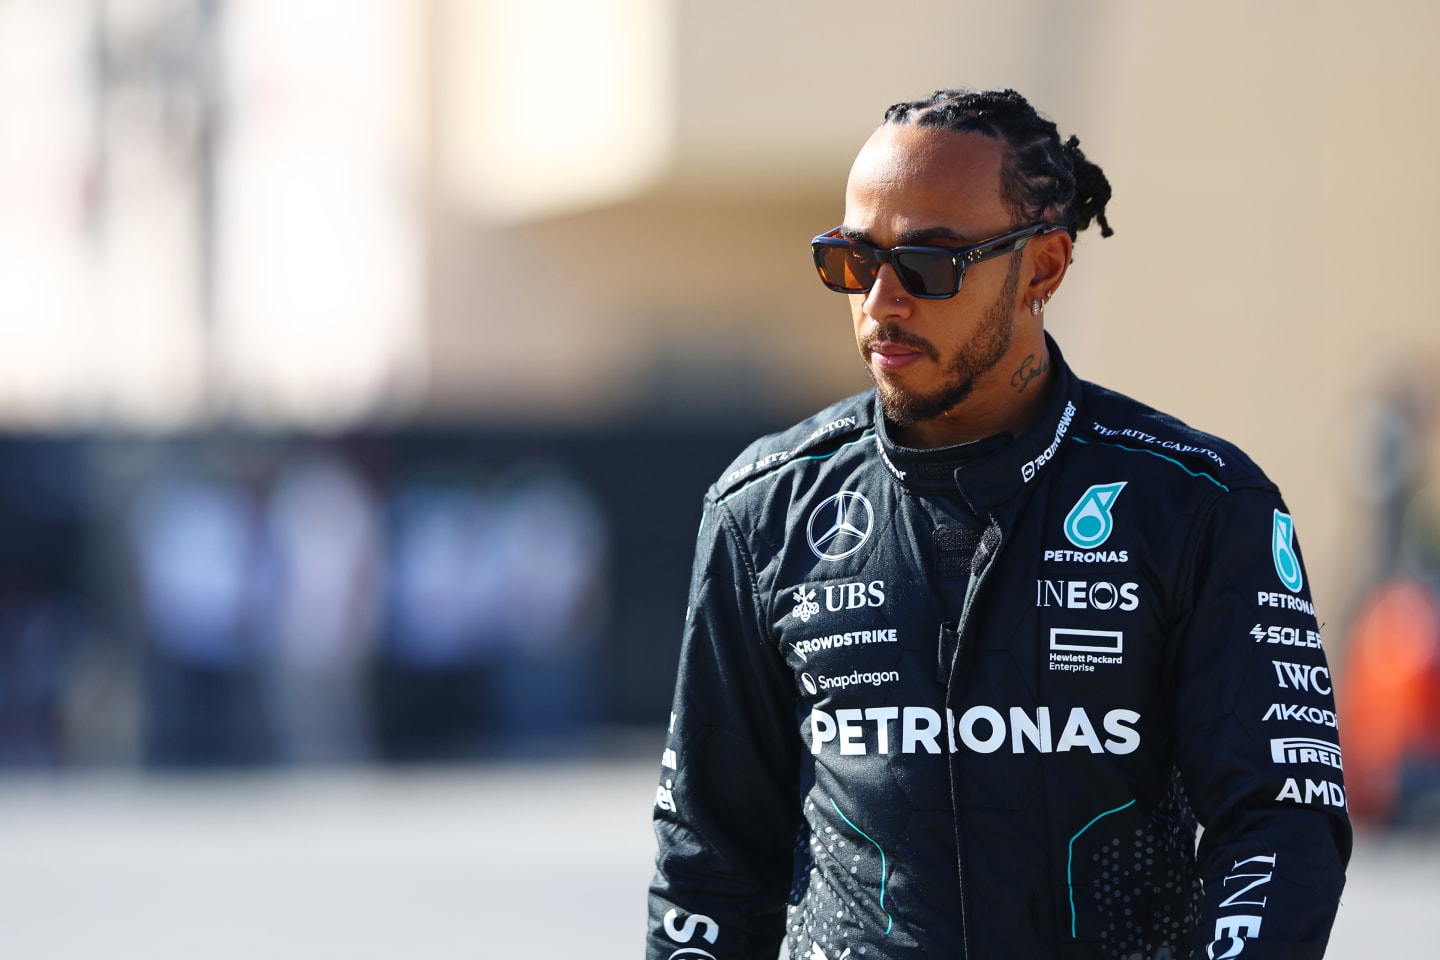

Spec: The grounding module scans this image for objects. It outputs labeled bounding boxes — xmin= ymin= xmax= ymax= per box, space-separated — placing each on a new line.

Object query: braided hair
xmin=883 ymin=88 xmax=1114 ymax=239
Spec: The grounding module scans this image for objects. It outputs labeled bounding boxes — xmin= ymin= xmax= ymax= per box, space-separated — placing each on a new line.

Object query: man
xmin=646 ymin=88 xmax=1350 ymax=960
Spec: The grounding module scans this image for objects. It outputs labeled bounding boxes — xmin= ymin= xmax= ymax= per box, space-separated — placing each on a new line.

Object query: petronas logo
xmin=1272 ymin=510 xmax=1304 ymax=593
xmin=1064 ymin=482 xmax=1128 ymax=549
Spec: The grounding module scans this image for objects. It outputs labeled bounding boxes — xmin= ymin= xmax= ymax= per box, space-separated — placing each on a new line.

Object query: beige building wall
xmin=1083 ymin=4 xmax=1440 ymax=636
xmin=427 ymin=0 xmax=1440 ymax=636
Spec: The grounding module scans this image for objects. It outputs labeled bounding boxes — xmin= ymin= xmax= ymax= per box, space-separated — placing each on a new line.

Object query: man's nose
xmin=862 ymin=263 xmax=912 ymax=317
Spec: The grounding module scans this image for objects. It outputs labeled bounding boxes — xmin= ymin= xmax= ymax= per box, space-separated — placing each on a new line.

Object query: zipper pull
xmin=938 ymin=621 xmax=961 ymax=684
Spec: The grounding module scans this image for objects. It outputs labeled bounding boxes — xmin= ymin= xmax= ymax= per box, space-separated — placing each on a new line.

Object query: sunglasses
xmin=811 ymin=222 xmax=1061 ymax=299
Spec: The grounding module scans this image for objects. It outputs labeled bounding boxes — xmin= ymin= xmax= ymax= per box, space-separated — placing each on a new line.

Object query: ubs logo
xmin=807 ymin=491 xmax=874 ymax=561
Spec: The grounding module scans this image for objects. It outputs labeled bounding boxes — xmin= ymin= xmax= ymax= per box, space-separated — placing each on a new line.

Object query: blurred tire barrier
xmin=1339 ymin=579 xmax=1440 ymax=825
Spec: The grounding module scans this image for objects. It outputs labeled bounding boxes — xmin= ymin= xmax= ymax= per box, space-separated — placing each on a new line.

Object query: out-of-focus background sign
xmin=0 ymin=0 xmax=1437 ymax=955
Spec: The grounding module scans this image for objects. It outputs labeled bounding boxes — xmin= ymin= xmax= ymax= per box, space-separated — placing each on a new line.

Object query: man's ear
xmin=1026 ymin=229 xmax=1073 ymax=302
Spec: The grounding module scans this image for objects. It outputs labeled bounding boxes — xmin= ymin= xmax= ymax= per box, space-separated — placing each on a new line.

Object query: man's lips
xmin=864 ymin=335 xmax=937 ymax=371
xmin=869 ymin=342 xmax=923 ymax=370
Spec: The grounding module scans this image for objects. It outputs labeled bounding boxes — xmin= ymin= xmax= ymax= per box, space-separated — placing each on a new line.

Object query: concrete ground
xmin=0 ymin=757 xmax=1429 ymax=958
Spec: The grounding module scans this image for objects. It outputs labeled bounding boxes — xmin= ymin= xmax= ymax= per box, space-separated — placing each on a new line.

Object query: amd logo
xmin=1276 ymin=778 xmax=1347 ymax=810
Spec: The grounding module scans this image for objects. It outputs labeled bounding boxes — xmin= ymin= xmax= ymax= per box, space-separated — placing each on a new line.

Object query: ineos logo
xmin=806 ymin=491 xmax=874 ymax=561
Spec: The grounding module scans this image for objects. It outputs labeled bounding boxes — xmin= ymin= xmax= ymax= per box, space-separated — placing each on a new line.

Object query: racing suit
xmin=647 ymin=338 xmax=1350 ymax=960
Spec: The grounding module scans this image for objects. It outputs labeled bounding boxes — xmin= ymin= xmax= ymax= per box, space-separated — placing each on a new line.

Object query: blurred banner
xmin=0 ymin=418 xmax=777 ymax=769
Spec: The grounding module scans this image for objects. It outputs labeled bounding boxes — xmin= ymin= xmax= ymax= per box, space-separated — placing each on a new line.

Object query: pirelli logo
xmin=1049 ymin=628 xmax=1123 ymax=654
xmin=1269 ymin=737 xmax=1343 ymax=770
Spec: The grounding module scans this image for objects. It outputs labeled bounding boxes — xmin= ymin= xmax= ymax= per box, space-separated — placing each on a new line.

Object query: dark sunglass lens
xmin=894 ymin=251 xmax=956 ymax=298
xmin=818 ymin=244 xmax=878 ymax=292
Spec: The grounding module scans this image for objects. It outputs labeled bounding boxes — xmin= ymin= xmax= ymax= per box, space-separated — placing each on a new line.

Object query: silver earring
xmin=1031 ymin=299 xmax=1041 ymax=316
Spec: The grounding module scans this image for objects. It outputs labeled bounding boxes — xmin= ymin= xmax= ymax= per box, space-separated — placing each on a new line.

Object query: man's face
xmin=842 ymin=125 xmax=1031 ymax=434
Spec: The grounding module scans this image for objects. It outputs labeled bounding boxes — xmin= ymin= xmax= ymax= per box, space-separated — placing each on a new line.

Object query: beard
xmin=863 ymin=250 xmax=1023 ymax=430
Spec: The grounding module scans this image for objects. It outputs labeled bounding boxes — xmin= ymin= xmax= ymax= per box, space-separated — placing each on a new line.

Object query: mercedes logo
xmin=806 ymin=491 xmax=874 ymax=561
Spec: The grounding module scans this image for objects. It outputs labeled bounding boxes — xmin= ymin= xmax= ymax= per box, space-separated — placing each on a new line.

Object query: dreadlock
xmin=883 ymin=88 xmax=1114 ymax=239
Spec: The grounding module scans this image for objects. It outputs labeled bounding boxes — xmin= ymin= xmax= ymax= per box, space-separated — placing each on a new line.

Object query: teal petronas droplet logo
xmin=1064 ymin=482 xmax=1128 ymax=549
xmin=1272 ymin=510 xmax=1304 ymax=593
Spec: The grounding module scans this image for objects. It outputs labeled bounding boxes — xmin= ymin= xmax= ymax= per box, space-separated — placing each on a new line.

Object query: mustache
xmin=860 ymin=324 xmax=940 ymax=362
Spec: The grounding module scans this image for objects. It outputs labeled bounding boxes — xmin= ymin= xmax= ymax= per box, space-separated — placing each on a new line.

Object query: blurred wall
xmin=1085 ymin=3 xmax=1440 ymax=637
xmin=428 ymin=0 xmax=1440 ymax=632
xmin=4 ymin=0 xmax=1440 ymax=736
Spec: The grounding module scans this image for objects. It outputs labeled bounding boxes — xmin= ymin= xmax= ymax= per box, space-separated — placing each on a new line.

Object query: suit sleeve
xmin=1173 ymin=486 xmax=1352 ymax=960
xmin=645 ymin=498 xmax=803 ymax=960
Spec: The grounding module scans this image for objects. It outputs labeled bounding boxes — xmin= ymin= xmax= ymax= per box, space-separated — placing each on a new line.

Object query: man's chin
xmin=876 ymin=386 xmax=916 ymax=428
xmin=871 ymin=376 xmax=914 ymax=426
xmin=876 ymin=380 xmax=975 ymax=430
xmin=878 ymin=386 xmax=947 ymax=430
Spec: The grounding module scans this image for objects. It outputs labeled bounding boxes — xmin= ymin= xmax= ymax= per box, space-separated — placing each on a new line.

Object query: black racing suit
xmin=647 ymin=339 xmax=1350 ymax=960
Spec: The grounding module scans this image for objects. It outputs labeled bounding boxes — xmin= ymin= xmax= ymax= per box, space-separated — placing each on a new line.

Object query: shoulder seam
xmin=1071 ymin=436 xmax=1230 ymax=491
xmin=717 ymin=429 xmax=875 ymax=504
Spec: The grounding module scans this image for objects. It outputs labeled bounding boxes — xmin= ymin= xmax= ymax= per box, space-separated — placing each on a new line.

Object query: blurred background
xmin=1 ymin=0 xmax=1439 ymax=956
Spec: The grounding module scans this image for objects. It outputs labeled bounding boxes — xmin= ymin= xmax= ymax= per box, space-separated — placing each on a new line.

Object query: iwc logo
xmin=1272 ymin=510 xmax=1303 ymax=593
xmin=807 ymin=491 xmax=874 ymax=561
xmin=1063 ymin=482 xmax=1127 ymax=549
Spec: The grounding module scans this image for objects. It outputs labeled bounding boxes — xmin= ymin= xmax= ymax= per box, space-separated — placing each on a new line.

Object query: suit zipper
xmin=946 ymin=516 xmax=1004 ymax=960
